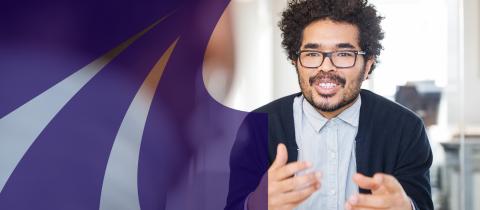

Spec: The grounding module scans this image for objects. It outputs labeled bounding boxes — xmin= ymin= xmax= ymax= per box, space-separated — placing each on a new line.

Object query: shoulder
xmin=239 ymin=92 xmax=300 ymax=128
xmin=360 ymin=89 xmax=423 ymax=125
xmin=252 ymin=92 xmax=301 ymax=114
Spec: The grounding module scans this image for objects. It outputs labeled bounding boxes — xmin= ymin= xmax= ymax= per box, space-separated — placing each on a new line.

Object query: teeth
xmin=319 ymin=83 xmax=337 ymax=89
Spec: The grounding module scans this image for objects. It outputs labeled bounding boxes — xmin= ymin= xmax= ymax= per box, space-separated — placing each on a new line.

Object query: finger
xmin=277 ymin=172 xmax=322 ymax=192
xmin=345 ymin=202 xmax=385 ymax=210
xmin=270 ymin=144 xmax=288 ymax=170
xmin=347 ymin=193 xmax=391 ymax=209
xmin=345 ymin=202 xmax=353 ymax=210
xmin=279 ymin=182 xmax=320 ymax=204
xmin=373 ymin=173 xmax=403 ymax=193
xmin=353 ymin=173 xmax=382 ymax=192
xmin=274 ymin=161 xmax=311 ymax=180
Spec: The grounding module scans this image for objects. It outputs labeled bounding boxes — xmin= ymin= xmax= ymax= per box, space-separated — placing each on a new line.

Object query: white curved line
xmin=99 ymin=39 xmax=178 ymax=210
xmin=0 ymin=15 xmax=170 ymax=193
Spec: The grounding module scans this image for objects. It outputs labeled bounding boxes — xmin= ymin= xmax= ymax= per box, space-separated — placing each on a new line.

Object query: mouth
xmin=308 ymin=72 xmax=346 ymax=97
xmin=314 ymin=79 xmax=341 ymax=96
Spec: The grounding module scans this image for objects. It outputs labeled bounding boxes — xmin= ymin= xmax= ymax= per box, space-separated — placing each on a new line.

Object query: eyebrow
xmin=336 ymin=43 xmax=355 ymax=49
xmin=301 ymin=42 xmax=356 ymax=50
xmin=303 ymin=43 xmax=319 ymax=49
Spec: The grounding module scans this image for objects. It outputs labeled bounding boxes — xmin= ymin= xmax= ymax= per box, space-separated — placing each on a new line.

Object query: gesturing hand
xmin=345 ymin=173 xmax=413 ymax=210
xmin=248 ymin=144 xmax=322 ymax=210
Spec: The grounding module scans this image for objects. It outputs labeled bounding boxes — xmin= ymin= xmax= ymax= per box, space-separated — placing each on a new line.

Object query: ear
xmin=292 ymin=60 xmax=301 ymax=73
xmin=364 ymin=59 xmax=375 ymax=80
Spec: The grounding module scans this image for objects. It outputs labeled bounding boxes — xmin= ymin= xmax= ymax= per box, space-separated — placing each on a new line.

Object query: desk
xmin=441 ymin=140 xmax=480 ymax=210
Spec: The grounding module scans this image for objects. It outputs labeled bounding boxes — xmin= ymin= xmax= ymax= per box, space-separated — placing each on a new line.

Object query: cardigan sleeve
xmin=224 ymin=113 xmax=269 ymax=210
xmin=393 ymin=118 xmax=433 ymax=210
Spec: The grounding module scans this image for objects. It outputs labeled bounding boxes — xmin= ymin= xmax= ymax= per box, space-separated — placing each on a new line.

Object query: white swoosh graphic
xmin=99 ymin=39 xmax=179 ymax=210
xmin=0 ymin=14 xmax=171 ymax=193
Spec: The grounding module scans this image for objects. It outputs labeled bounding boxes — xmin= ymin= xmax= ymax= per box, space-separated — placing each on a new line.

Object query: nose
xmin=319 ymin=56 xmax=335 ymax=72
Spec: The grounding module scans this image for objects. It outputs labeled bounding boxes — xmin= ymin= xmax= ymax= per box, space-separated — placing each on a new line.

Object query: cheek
xmin=345 ymin=72 xmax=364 ymax=89
xmin=298 ymin=71 xmax=311 ymax=85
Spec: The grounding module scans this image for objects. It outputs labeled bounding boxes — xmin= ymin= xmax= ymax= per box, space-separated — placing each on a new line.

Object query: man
xmin=225 ymin=0 xmax=433 ymax=210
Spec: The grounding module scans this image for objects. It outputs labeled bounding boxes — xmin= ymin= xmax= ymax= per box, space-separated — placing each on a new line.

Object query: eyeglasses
xmin=297 ymin=50 xmax=366 ymax=68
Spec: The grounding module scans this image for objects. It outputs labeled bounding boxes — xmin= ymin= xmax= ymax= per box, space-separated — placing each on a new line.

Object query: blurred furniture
xmin=395 ymin=80 xmax=442 ymax=127
xmin=441 ymin=139 xmax=480 ymax=210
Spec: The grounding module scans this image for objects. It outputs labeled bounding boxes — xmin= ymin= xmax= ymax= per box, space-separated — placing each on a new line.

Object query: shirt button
xmin=329 ymin=190 xmax=336 ymax=195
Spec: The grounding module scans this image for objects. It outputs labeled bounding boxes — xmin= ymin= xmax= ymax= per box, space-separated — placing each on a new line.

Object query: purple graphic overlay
xmin=0 ymin=0 xmax=270 ymax=210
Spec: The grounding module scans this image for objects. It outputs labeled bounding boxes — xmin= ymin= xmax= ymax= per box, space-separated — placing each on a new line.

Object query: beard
xmin=307 ymin=90 xmax=359 ymax=112
xmin=298 ymin=66 xmax=366 ymax=113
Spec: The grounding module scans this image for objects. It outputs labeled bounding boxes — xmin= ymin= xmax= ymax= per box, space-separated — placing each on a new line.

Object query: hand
xmin=345 ymin=173 xmax=413 ymax=210
xmin=248 ymin=144 xmax=322 ymax=210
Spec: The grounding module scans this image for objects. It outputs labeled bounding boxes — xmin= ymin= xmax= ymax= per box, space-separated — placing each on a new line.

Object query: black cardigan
xmin=225 ymin=89 xmax=433 ymax=210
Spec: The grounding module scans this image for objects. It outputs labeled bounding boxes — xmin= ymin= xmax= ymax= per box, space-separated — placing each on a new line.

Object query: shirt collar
xmin=302 ymin=95 xmax=361 ymax=132
xmin=337 ymin=95 xmax=361 ymax=127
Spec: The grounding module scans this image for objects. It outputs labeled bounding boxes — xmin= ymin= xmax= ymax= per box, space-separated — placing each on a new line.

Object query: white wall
xmin=271 ymin=0 xmax=300 ymax=99
xmin=462 ymin=0 xmax=480 ymax=126
xmin=224 ymin=0 xmax=275 ymax=112
xmin=446 ymin=0 xmax=480 ymax=128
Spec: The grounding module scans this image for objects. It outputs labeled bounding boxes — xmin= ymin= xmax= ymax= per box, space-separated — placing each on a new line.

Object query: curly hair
xmin=279 ymin=0 xmax=384 ymax=73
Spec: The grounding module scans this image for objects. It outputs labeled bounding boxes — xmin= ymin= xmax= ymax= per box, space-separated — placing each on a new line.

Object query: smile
xmin=314 ymin=80 xmax=342 ymax=96
xmin=318 ymin=82 xmax=337 ymax=89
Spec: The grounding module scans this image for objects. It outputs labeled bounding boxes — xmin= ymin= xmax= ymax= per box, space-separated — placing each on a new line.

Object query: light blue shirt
xmin=244 ymin=94 xmax=415 ymax=210
xmin=293 ymin=95 xmax=361 ymax=210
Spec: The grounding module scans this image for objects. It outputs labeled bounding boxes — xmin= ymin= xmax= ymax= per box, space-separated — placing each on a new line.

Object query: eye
xmin=336 ymin=52 xmax=354 ymax=57
xmin=304 ymin=52 xmax=321 ymax=57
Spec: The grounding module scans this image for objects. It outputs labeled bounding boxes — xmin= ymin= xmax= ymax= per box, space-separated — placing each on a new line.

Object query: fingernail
xmin=349 ymin=195 xmax=358 ymax=205
xmin=315 ymin=172 xmax=322 ymax=180
xmin=305 ymin=162 xmax=312 ymax=167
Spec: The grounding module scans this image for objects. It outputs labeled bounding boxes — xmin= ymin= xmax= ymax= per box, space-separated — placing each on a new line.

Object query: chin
xmin=315 ymin=101 xmax=342 ymax=112
xmin=311 ymin=95 xmax=342 ymax=111
xmin=315 ymin=90 xmax=341 ymax=102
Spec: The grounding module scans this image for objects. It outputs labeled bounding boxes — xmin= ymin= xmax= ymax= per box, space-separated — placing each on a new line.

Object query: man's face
xmin=295 ymin=19 xmax=374 ymax=116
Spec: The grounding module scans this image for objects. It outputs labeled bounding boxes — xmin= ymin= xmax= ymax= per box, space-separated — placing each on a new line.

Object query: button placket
xmin=325 ymin=121 xmax=338 ymax=210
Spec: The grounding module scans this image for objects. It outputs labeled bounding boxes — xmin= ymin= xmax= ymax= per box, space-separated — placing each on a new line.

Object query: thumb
xmin=271 ymin=143 xmax=288 ymax=169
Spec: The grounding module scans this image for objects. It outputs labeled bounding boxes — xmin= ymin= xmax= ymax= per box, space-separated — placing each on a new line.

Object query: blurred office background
xmin=203 ymin=0 xmax=480 ymax=209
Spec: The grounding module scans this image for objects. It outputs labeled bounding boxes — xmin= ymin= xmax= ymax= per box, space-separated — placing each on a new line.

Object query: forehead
xmin=301 ymin=19 xmax=360 ymax=49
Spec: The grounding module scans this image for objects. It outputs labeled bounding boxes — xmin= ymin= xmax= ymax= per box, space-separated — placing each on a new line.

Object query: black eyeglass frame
xmin=296 ymin=50 xmax=367 ymax=69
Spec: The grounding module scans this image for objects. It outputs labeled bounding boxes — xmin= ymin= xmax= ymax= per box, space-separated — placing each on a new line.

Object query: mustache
xmin=308 ymin=72 xmax=346 ymax=87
